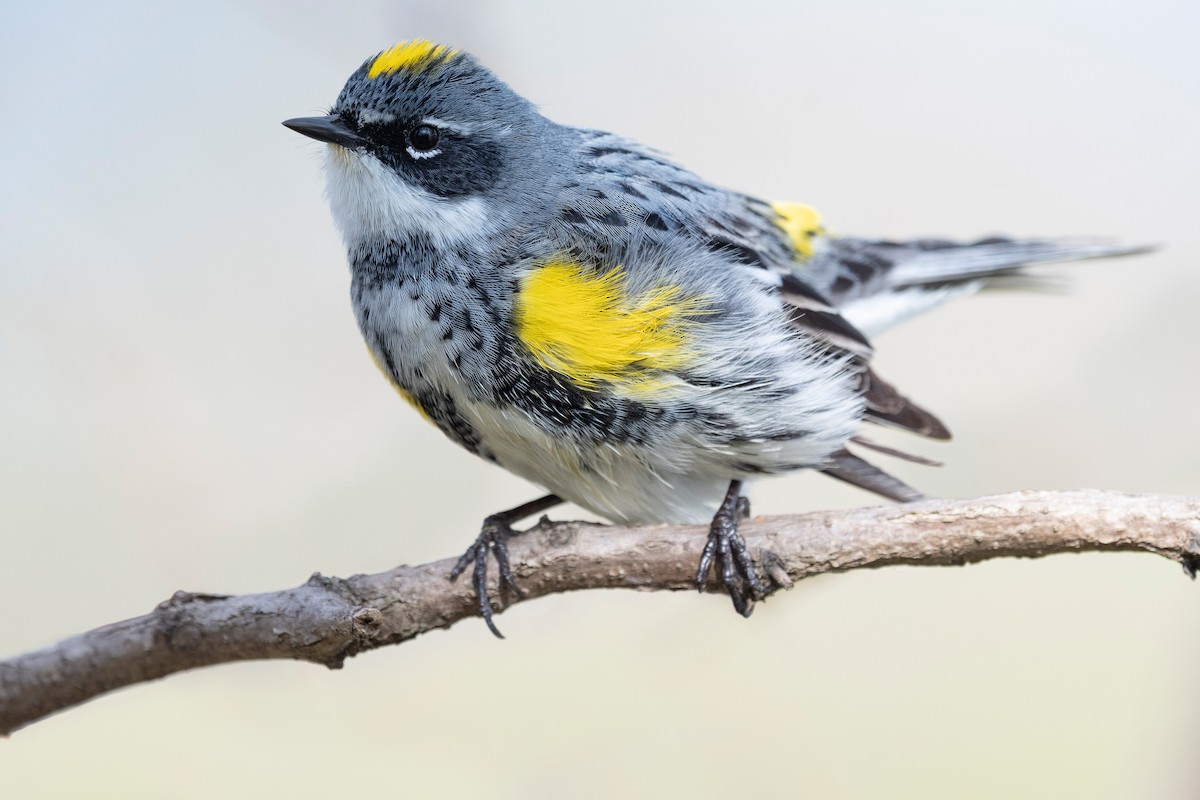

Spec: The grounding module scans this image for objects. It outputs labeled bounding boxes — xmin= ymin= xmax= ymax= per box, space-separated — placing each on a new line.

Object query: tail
xmin=802 ymin=234 xmax=1153 ymax=502
xmin=807 ymin=236 xmax=1154 ymax=337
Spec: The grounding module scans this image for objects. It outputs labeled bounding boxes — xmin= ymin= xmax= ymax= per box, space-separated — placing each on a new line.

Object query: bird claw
xmin=447 ymin=494 xmax=563 ymax=638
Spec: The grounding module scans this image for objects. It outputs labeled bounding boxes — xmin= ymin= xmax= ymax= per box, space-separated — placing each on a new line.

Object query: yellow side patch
xmin=514 ymin=260 xmax=706 ymax=395
xmin=367 ymin=347 xmax=432 ymax=424
xmin=772 ymin=202 xmax=827 ymax=260
xmin=367 ymin=40 xmax=458 ymax=79
xmin=395 ymin=387 xmax=433 ymax=424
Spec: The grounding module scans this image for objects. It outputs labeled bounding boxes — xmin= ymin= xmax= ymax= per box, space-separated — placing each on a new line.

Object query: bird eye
xmin=408 ymin=124 xmax=440 ymax=153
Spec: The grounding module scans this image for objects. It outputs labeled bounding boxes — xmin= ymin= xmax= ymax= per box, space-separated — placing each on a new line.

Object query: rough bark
xmin=2 ymin=490 xmax=1197 ymax=736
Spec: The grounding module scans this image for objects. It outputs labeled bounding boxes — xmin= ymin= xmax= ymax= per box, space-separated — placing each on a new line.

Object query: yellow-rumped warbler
xmin=284 ymin=40 xmax=1147 ymax=635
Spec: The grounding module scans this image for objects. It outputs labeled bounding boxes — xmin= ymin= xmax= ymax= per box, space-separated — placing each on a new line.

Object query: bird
xmin=283 ymin=39 xmax=1148 ymax=636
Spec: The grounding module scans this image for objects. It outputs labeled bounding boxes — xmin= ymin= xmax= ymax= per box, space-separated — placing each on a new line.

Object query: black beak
xmin=282 ymin=115 xmax=368 ymax=149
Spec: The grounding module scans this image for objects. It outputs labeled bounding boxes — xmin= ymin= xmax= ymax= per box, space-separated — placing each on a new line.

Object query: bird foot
xmin=695 ymin=481 xmax=766 ymax=617
xmin=449 ymin=513 xmax=527 ymax=639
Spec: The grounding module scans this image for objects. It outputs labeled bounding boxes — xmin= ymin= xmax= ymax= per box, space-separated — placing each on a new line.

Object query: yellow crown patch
xmin=367 ymin=39 xmax=459 ymax=79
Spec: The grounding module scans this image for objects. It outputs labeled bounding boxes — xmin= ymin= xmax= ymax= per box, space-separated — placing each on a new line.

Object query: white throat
xmin=322 ymin=146 xmax=489 ymax=248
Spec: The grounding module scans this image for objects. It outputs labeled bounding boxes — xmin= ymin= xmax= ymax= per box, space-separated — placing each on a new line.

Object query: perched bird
xmin=284 ymin=40 xmax=1146 ymax=636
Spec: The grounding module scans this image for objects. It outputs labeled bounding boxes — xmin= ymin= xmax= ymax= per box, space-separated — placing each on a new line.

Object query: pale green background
xmin=2 ymin=1 xmax=1198 ymax=798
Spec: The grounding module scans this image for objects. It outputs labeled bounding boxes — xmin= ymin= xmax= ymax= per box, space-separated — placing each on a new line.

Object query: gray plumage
xmin=287 ymin=41 xmax=1148 ymax=526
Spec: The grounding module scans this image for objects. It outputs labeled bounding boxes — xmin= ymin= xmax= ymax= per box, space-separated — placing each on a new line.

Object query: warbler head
xmin=284 ymin=40 xmax=564 ymax=246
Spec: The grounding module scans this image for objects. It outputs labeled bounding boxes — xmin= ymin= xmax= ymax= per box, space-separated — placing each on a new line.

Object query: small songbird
xmin=284 ymin=40 xmax=1147 ymax=635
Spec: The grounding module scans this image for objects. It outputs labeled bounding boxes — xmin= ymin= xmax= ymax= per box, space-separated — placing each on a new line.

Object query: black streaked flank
xmin=489 ymin=344 xmax=704 ymax=447
xmin=413 ymin=388 xmax=485 ymax=454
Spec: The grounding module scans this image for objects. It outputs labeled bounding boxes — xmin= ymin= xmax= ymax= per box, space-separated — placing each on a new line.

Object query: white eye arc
xmin=422 ymin=117 xmax=471 ymax=135
xmin=407 ymin=122 xmax=442 ymax=159
xmin=406 ymin=145 xmax=442 ymax=160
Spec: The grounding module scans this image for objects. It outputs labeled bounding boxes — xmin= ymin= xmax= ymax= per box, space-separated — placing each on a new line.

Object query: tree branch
xmin=2 ymin=489 xmax=1197 ymax=736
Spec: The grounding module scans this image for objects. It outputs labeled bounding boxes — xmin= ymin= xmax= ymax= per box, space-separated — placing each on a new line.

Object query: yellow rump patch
xmin=514 ymin=260 xmax=706 ymax=396
xmin=367 ymin=39 xmax=458 ymax=79
xmin=771 ymin=202 xmax=827 ymax=260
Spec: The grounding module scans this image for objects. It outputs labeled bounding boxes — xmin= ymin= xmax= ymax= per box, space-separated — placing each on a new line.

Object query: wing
xmin=546 ymin=129 xmax=948 ymax=499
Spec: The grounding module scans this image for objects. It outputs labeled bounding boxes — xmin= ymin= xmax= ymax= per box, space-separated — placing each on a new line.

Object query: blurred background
xmin=2 ymin=1 xmax=1198 ymax=797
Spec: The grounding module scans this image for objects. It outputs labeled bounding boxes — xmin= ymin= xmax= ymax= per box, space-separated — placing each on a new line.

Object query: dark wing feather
xmin=778 ymin=273 xmax=950 ymax=441
xmin=851 ymin=435 xmax=944 ymax=466
xmin=857 ymin=367 xmax=951 ymax=440
xmin=777 ymin=270 xmax=950 ymax=500
xmin=819 ymin=449 xmax=927 ymax=503
xmin=778 ymin=273 xmax=874 ymax=358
